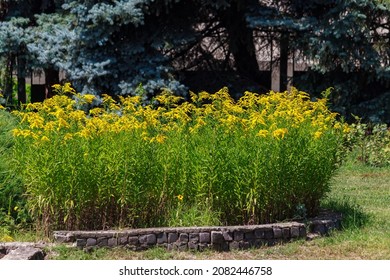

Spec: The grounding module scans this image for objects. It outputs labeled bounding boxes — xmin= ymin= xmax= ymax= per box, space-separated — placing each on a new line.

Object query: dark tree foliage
xmin=0 ymin=0 xmax=389 ymax=112
xmin=0 ymin=0 xmax=64 ymax=103
xmin=289 ymin=0 xmax=390 ymax=106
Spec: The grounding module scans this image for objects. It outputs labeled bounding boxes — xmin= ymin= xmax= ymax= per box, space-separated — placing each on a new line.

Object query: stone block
xmin=76 ymin=239 xmax=87 ymax=248
xmin=254 ymin=229 xmax=264 ymax=239
xmin=222 ymin=230 xmax=233 ymax=241
xmin=169 ymin=242 xmax=187 ymax=251
xmin=86 ymin=238 xmax=97 ymax=247
xmin=179 ymin=233 xmax=189 ymax=242
xmin=168 ymin=233 xmax=178 ymax=243
xmin=324 ymin=221 xmax=336 ymax=233
xmin=229 ymin=241 xmax=240 ymax=250
xmin=264 ymin=229 xmax=274 ymax=239
xmin=282 ymin=228 xmax=291 ymax=239
xmin=189 ymin=233 xmax=199 ymax=243
xmin=312 ymin=223 xmax=326 ymax=235
xmin=54 ymin=233 xmax=73 ymax=243
xmin=267 ymin=239 xmax=276 ymax=246
xmin=253 ymin=239 xmax=266 ymax=247
xmin=244 ymin=231 xmax=255 ymax=240
xmin=299 ymin=226 xmax=307 ymax=237
xmin=273 ymin=227 xmax=282 ymax=239
xmin=211 ymin=231 xmax=224 ymax=244
xmin=198 ymin=243 xmax=210 ymax=251
xmin=97 ymin=237 xmax=108 ymax=247
xmin=119 ymin=236 xmax=128 ymax=246
xmin=291 ymin=227 xmax=300 ymax=238
xmin=199 ymin=232 xmax=210 ymax=243
xmin=234 ymin=231 xmax=244 ymax=241
xmin=211 ymin=243 xmax=221 ymax=251
xmin=2 ymin=247 xmax=45 ymax=260
xmin=128 ymin=236 xmax=139 ymax=245
xmin=188 ymin=242 xmax=198 ymax=250
xmin=241 ymin=241 xmax=250 ymax=250
xmin=108 ymin=237 xmax=118 ymax=247
xmin=139 ymin=234 xmax=157 ymax=245
xmin=157 ymin=232 xmax=167 ymax=244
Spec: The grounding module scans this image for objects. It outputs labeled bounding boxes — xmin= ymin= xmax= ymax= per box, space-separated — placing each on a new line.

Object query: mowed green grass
xmin=45 ymin=158 xmax=390 ymax=260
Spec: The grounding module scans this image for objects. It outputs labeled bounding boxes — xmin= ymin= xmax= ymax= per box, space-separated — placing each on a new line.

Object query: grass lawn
xmin=44 ymin=158 xmax=390 ymax=260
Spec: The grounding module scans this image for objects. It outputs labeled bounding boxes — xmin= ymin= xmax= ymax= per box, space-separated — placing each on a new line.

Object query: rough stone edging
xmin=0 ymin=242 xmax=47 ymax=260
xmin=53 ymin=211 xmax=342 ymax=251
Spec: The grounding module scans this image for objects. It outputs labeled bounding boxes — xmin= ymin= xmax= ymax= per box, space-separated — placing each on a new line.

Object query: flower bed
xmin=10 ymin=85 xmax=347 ymax=231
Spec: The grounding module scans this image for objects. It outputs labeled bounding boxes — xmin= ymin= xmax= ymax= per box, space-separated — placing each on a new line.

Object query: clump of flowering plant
xmin=12 ymin=85 xmax=346 ymax=231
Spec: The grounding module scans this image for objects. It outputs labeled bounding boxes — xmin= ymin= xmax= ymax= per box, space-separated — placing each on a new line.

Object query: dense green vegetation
xmin=7 ymin=85 xmax=345 ymax=232
xmin=0 ymin=109 xmax=27 ymax=241
xmin=1 ymin=84 xmax=389 ymax=260
xmin=46 ymin=160 xmax=390 ymax=259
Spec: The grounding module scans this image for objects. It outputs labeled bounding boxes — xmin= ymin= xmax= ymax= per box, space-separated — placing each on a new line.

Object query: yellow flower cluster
xmin=0 ymin=92 xmax=4 ymax=110
xmin=12 ymin=85 xmax=346 ymax=145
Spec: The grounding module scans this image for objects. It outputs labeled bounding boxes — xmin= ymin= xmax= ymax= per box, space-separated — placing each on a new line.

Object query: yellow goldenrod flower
xmin=12 ymin=129 xmax=22 ymax=137
xmin=272 ymin=128 xmax=288 ymax=139
xmin=343 ymin=124 xmax=351 ymax=134
xmin=77 ymin=129 xmax=91 ymax=139
xmin=333 ymin=122 xmax=341 ymax=129
xmin=198 ymin=91 xmax=210 ymax=101
xmin=57 ymin=118 xmax=70 ymax=130
xmin=63 ymin=133 xmax=73 ymax=141
xmin=155 ymin=134 xmax=167 ymax=143
xmin=29 ymin=115 xmax=45 ymax=129
xmin=314 ymin=131 xmax=322 ymax=139
xmin=190 ymin=91 xmax=199 ymax=103
xmin=63 ymin=83 xmax=76 ymax=95
xmin=102 ymin=94 xmax=114 ymax=105
xmin=83 ymin=94 xmax=96 ymax=104
xmin=256 ymin=129 xmax=268 ymax=138
xmin=52 ymin=83 xmax=76 ymax=95
xmin=89 ymin=108 xmax=104 ymax=116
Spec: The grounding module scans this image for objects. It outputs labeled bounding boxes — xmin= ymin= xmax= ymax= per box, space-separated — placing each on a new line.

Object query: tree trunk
xmin=44 ymin=67 xmax=59 ymax=98
xmin=17 ymin=51 xmax=27 ymax=104
xmin=221 ymin=1 xmax=262 ymax=84
xmin=3 ymin=54 xmax=14 ymax=104
xmin=279 ymin=32 xmax=289 ymax=92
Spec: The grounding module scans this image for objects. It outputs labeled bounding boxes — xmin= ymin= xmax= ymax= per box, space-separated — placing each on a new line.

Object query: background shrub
xmin=344 ymin=117 xmax=390 ymax=167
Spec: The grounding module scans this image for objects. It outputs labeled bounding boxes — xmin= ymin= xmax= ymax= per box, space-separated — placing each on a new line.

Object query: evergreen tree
xmin=0 ymin=0 xmax=65 ymax=103
xmin=0 ymin=0 xmax=388 ymax=116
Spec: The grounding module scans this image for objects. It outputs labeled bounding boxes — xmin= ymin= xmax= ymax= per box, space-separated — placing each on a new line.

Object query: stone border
xmin=0 ymin=242 xmax=47 ymax=260
xmin=53 ymin=211 xmax=342 ymax=251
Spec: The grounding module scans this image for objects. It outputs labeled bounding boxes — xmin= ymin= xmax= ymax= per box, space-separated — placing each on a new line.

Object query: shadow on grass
xmin=322 ymin=197 xmax=370 ymax=230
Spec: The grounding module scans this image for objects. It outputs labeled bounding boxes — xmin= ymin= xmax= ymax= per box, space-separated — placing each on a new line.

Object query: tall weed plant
xmin=10 ymin=85 xmax=347 ymax=231
xmin=344 ymin=117 xmax=390 ymax=167
xmin=0 ymin=107 xmax=28 ymax=240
